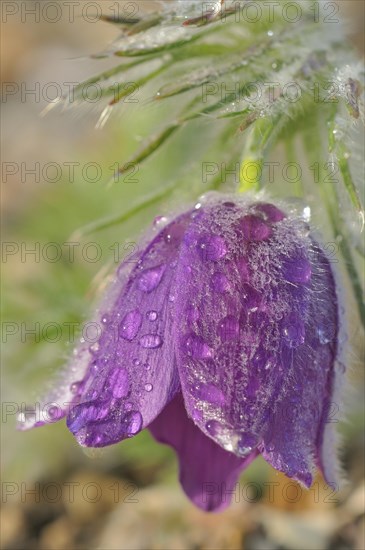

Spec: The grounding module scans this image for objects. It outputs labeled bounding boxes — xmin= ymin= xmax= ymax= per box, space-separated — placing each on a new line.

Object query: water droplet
xmin=283 ymin=316 xmax=305 ymax=347
xmin=164 ymin=220 xmax=186 ymax=245
xmin=139 ymin=334 xmax=163 ymax=349
xmin=267 ymin=30 xmax=274 ymax=36
xmin=144 ymin=383 xmax=153 ymax=392
xmin=133 ymin=358 xmax=141 ymax=367
xmin=317 ymin=325 xmax=335 ymax=344
xmin=212 ymin=272 xmax=231 ymax=292
xmin=252 ymin=202 xmax=286 ymax=223
xmin=218 ymin=316 xmax=240 ymax=341
xmin=196 ymin=383 xmax=225 ymax=405
xmin=48 ymin=405 xmax=62 ymax=420
xmin=197 ymin=235 xmax=227 ymax=261
xmin=119 ymin=310 xmax=142 ymax=341
xmin=124 ymin=410 xmax=142 ymax=436
xmin=183 ymin=333 xmax=213 ymax=359
xmin=138 ymin=265 xmax=165 ymax=292
xmin=108 ymin=367 xmax=130 ymax=398
xmin=246 ymin=378 xmax=260 ymax=398
xmin=67 ymin=401 xmax=109 ymax=433
xmin=90 ymin=362 xmax=99 ymax=374
xmin=192 ymin=408 xmax=203 ymax=422
xmin=236 ymin=257 xmax=250 ymax=281
xmin=147 ymin=310 xmax=158 ymax=321
xmin=303 ymin=206 xmax=311 ymax=222
xmin=70 ymin=381 xmax=83 ymax=395
xmin=205 ymin=419 xmax=221 ymax=436
xmin=242 ymin=284 xmax=262 ymax=312
xmin=283 ymin=256 xmax=311 ymax=283
xmin=153 ymin=215 xmax=167 ymax=228
xmin=89 ymin=342 xmax=100 ymax=354
xmin=186 ymin=305 xmax=200 ymax=323
xmin=238 ymin=215 xmax=273 ymax=241
xmin=238 ymin=433 xmax=258 ymax=456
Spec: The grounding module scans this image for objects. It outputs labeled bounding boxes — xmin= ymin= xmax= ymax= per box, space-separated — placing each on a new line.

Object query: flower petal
xmin=149 ymin=393 xmax=258 ymax=511
xmin=312 ymin=241 xmax=342 ymax=487
xmin=258 ymin=240 xmax=340 ymax=486
xmin=19 ymin=213 xmax=192 ymax=445
xmin=64 ymin=213 xmax=194 ymax=447
xmin=173 ymin=194 xmax=340 ymax=484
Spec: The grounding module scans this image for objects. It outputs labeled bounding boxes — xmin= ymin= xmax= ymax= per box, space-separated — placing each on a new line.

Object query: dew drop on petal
xmin=283 ymin=316 xmax=306 ymax=347
xmin=317 ymin=326 xmax=334 ymax=344
xmin=284 ymin=256 xmax=312 ymax=283
xmin=218 ymin=315 xmax=240 ymax=341
xmin=125 ymin=411 xmax=143 ymax=436
xmin=183 ymin=333 xmax=213 ymax=359
xmin=205 ymin=420 xmax=222 ymax=436
xmin=246 ymin=377 xmax=260 ymax=398
xmin=119 ymin=309 xmax=143 ymax=341
xmin=108 ymin=367 xmax=130 ymax=398
xmin=192 ymin=408 xmax=203 ymax=422
xmin=237 ymin=433 xmax=258 ymax=456
xmin=212 ymin=272 xmax=231 ymax=293
xmin=239 ymin=215 xmax=273 ymax=241
xmin=197 ymin=383 xmax=226 ymax=405
xmin=153 ymin=215 xmax=167 ymax=228
xmin=252 ymin=202 xmax=286 ymax=223
xmin=242 ymin=284 xmax=262 ymax=312
xmin=139 ymin=334 xmax=163 ymax=349
xmin=48 ymin=405 xmax=62 ymax=420
xmin=147 ymin=310 xmax=158 ymax=321
xmin=186 ymin=305 xmax=200 ymax=323
xmin=164 ymin=220 xmax=186 ymax=246
xmin=70 ymin=381 xmax=83 ymax=395
xmin=197 ymin=235 xmax=227 ymax=261
xmin=236 ymin=257 xmax=250 ymax=281
xmin=89 ymin=342 xmax=100 ymax=354
xmin=144 ymin=383 xmax=153 ymax=392
xmin=138 ymin=265 xmax=166 ymax=292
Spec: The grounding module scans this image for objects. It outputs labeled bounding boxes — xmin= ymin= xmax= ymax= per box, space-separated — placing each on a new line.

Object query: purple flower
xmin=20 ymin=193 xmax=344 ymax=512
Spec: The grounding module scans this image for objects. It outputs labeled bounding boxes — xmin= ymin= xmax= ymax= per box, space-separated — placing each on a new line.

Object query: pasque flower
xmin=20 ymin=193 xmax=343 ymax=511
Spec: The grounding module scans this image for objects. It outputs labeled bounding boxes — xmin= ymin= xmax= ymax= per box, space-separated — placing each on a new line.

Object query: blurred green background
xmin=1 ymin=1 xmax=364 ymax=549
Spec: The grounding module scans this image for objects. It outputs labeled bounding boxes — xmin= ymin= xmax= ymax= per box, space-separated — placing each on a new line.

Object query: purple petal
xmin=60 ymin=213 xmax=191 ymax=446
xmin=65 ymin=215 xmax=193 ymax=447
xmin=259 ymin=240 xmax=340 ymax=486
xmin=173 ymin=194 xmax=340 ymax=485
xmin=149 ymin=393 xmax=258 ymax=511
xmin=311 ymin=242 xmax=342 ymax=487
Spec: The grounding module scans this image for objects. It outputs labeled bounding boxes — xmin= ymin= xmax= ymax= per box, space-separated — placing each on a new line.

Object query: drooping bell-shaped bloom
xmin=19 ymin=193 xmax=344 ymax=512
